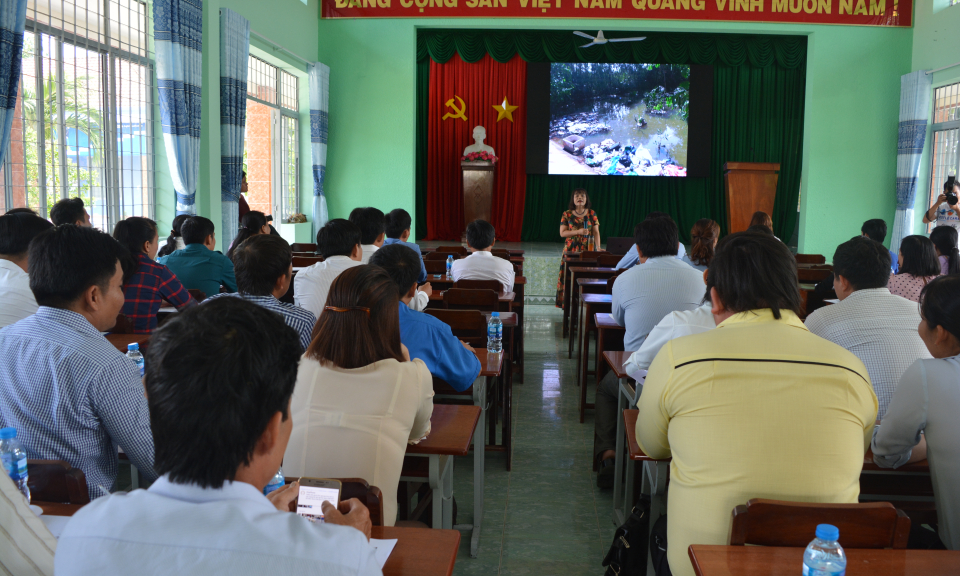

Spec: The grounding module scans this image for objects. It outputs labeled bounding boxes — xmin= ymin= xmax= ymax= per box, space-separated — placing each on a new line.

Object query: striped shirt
xmin=0 ymin=307 xmax=157 ymax=499
xmin=121 ymin=253 xmax=195 ymax=333
xmin=204 ymin=293 xmax=317 ymax=352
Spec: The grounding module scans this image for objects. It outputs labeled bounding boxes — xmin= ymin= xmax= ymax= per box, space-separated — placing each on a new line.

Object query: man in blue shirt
xmin=383 ymin=209 xmax=427 ymax=284
xmin=158 ymin=216 xmax=237 ymax=298
xmin=615 ymin=211 xmax=686 ymax=270
xmin=370 ymin=244 xmax=481 ymax=392
xmin=862 ymin=218 xmax=899 ymax=274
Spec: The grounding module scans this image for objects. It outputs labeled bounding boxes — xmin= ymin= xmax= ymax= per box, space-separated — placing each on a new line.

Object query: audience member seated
xmin=863 ymin=218 xmax=899 ymax=274
xmin=889 ymin=235 xmax=940 ymax=302
xmin=0 ymin=226 xmax=157 ymax=499
xmin=371 ymin=244 xmax=481 ymax=392
xmin=349 ymin=207 xmax=386 ymax=264
xmin=930 ymin=225 xmax=960 ymax=276
xmin=635 ymin=231 xmax=877 ymax=576
xmin=680 ymin=218 xmax=719 ymax=272
xmin=451 ymin=219 xmax=515 ymax=293
xmin=294 ymin=218 xmax=363 ymax=318
xmin=615 ymin=211 xmax=686 ymax=270
xmin=284 ymin=266 xmax=434 ymax=526
xmin=4 ymin=207 xmax=39 ymax=215
xmin=158 ymin=216 xmax=237 ymax=297
xmin=205 ymin=235 xmax=316 ymax=352
xmin=0 ymin=212 xmax=53 ymax=328
xmin=873 ymin=275 xmax=960 ymax=551
xmin=55 ymin=298 xmax=379 ymax=574
xmin=227 ymin=211 xmax=270 ymax=259
xmin=0 ymin=472 xmax=57 ymax=575
xmin=805 ymin=237 xmax=930 ymax=417
xmin=156 ymin=214 xmax=189 ymax=259
xmin=113 ymin=217 xmax=196 ymax=333
xmin=49 ymin=197 xmax=91 ymax=227
xmin=383 ymin=208 xmax=431 ymax=311
xmin=594 ymin=216 xmax=704 ymax=487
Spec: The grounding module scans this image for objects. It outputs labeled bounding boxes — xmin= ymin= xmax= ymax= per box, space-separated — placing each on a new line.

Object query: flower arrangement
xmin=461 ymin=151 xmax=498 ymax=163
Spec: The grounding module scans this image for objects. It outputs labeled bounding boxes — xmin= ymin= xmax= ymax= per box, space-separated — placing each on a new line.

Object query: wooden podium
xmin=461 ymin=161 xmax=495 ymax=234
xmin=723 ymin=162 xmax=780 ymax=233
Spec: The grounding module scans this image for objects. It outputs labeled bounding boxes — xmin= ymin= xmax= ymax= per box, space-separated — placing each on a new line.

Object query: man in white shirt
xmin=350 ymin=207 xmax=386 ymax=264
xmin=451 ymin=219 xmax=515 ymax=293
xmin=0 ymin=212 xmax=52 ymax=328
xmin=55 ymin=297 xmax=380 ymax=576
xmin=294 ymin=219 xmax=364 ymax=318
xmin=805 ymin=236 xmax=930 ymax=417
xmin=623 ymin=301 xmax=716 ymax=376
xmin=49 ymin=197 xmax=91 ymax=227
xmin=615 ymin=212 xmax=686 ymax=270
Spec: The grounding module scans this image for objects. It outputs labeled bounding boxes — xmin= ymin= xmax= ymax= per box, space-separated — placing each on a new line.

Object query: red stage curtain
xmin=426 ymin=54 xmax=527 ymax=241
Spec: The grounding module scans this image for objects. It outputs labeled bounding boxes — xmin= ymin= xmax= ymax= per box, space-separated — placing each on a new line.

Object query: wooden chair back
xmin=291 ymin=243 xmax=317 ymax=253
xmin=443 ymin=288 xmax=499 ymax=312
xmin=187 ymin=288 xmax=206 ymax=303
xmin=424 ymin=260 xmax=447 ymax=274
xmin=455 ymin=279 xmax=502 ymax=294
xmin=292 ymin=255 xmax=324 ymax=268
xmin=424 ymin=309 xmax=488 ymax=346
xmin=436 ymin=245 xmax=467 ymax=255
xmin=578 ymin=250 xmax=605 ymax=259
xmin=112 ymin=313 xmax=134 ymax=334
xmin=729 ymin=499 xmax=910 ymax=549
xmin=606 ymin=270 xmax=625 ymax=294
xmin=795 ymin=254 xmax=826 ymax=264
xmin=797 ymin=265 xmax=833 ymax=283
xmin=606 ymin=237 xmax=634 ymax=255
xmin=597 ymin=254 xmax=621 ymax=268
xmin=27 ymin=460 xmax=90 ymax=505
xmin=424 ymin=251 xmax=460 ymax=261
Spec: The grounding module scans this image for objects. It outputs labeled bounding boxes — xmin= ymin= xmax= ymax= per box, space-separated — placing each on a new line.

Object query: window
xmin=243 ymin=56 xmax=299 ymax=222
xmin=0 ymin=0 xmax=154 ymax=230
xmin=927 ymin=82 xmax=960 ymax=229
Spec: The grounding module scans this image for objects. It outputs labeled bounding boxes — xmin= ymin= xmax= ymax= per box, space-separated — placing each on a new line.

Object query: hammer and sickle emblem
xmin=442 ymin=96 xmax=468 ymax=121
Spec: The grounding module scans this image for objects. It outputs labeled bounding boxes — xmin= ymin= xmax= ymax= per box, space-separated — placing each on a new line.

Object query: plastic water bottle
xmin=0 ymin=428 xmax=30 ymax=503
xmin=487 ymin=311 xmax=503 ymax=353
xmin=127 ymin=343 xmax=144 ymax=377
xmin=263 ymin=467 xmax=284 ymax=496
xmin=446 ymin=255 xmax=454 ymax=278
xmin=803 ymin=524 xmax=847 ymax=576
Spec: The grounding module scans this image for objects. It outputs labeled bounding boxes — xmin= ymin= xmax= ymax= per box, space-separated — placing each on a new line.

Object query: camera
xmin=947 ymin=192 xmax=958 ymax=206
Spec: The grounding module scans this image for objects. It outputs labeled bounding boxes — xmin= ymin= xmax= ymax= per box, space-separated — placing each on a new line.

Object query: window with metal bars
xmin=927 ymin=82 xmax=960 ymax=230
xmin=0 ymin=0 xmax=154 ymax=230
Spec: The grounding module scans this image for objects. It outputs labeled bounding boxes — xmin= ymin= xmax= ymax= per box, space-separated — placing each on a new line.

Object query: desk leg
xmin=504 ymin=369 xmax=512 ymax=471
xmin=579 ymin=304 xmax=591 ymax=424
xmin=430 ymin=454 xmax=442 ymax=529
xmin=442 ymin=456 xmax=454 ymax=530
xmin=568 ymin=279 xmax=579 ymax=359
xmin=455 ymin=376 xmax=487 ymax=558
xmin=612 ymin=382 xmax=627 ymax=525
xmin=562 ymin=262 xmax=570 ymax=337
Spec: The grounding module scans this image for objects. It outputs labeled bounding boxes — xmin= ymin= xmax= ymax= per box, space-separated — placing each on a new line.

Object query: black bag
xmin=649 ymin=514 xmax=671 ymax=576
xmin=602 ymin=496 xmax=650 ymax=576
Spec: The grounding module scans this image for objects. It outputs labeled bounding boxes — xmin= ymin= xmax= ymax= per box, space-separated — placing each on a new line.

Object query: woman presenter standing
xmin=556 ymin=188 xmax=601 ymax=308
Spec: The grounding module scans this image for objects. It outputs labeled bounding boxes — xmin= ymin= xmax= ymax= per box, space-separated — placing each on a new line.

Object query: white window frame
xmin=927 ymin=82 xmax=960 ymax=231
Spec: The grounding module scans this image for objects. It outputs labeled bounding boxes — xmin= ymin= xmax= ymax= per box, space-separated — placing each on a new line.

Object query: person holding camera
xmin=923 ymin=177 xmax=960 ymax=232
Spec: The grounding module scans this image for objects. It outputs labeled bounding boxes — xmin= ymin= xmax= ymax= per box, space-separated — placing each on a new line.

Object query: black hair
xmin=181 ymin=216 xmax=216 ymax=246
xmin=567 ymin=189 xmax=591 ymax=211
xmin=920 ymin=275 xmax=960 ymax=345
xmin=49 ymin=197 xmax=87 ymax=226
xmin=29 ymin=225 xmax=126 ymax=308
xmin=158 ymin=214 xmax=190 ymax=258
xmin=746 ymin=224 xmax=774 ymax=236
xmin=227 ymin=211 xmax=267 ymax=259
xmin=0 ymin=212 xmax=54 ymax=256
xmin=706 ymin=231 xmax=803 ymax=320
xmin=348 ymin=207 xmax=385 ymax=245
xmin=898 ymin=235 xmax=940 ymax=278
xmin=230 ymin=234 xmax=292 ymax=296
xmin=369 ymin=244 xmax=422 ymax=298
xmin=4 ymin=207 xmax=38 ymax=216
xmin=634 ymin=216 xmax=679 ymax=258
xmin=930 ymin=226 xmax=960 ymax=275
xmin=385 ymin=209 xmax=412 ymax=240
xmin=832 ymin=236 xmax=891 ymax=291
xmin=144 ymin=297 xmax=301 ymax=488
xmin=317 ymin=218 xmax=362 ymax=259
xmin=943 ymin=176 xmax=957 ymax=194
xmin=466 ymin=219 xmax=496 ymax=251
xmin=113 ymin=217 xmax=159 ymax=283
xmin=861 ymin=219 xmax=888 ymax=244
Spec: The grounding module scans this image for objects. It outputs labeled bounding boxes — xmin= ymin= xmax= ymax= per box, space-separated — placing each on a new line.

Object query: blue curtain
xmin=0 ymin=0 xmax=27 ymax=165
xmin=892 ymin=70 xmax=932 ymax=249
xmin=309 ymin=62 xmax=329 ymax=240
xmin=154 ymin=0 xmax=203 ymax=216
xmin=218 ymin=8 xmax=248 ymax=251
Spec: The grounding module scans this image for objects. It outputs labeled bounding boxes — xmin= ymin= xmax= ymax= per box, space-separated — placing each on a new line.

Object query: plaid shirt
xmin=0 ymin=307 xmax=157 ymax=499
xmin=204 ymin=293 xmax=317 ymax=352
xmin=122 ymin=253 xmax=195 ymax=333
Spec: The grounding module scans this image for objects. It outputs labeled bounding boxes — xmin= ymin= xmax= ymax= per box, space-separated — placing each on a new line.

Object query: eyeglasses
xmin=324 ymin=306 xmax=371 ymax=316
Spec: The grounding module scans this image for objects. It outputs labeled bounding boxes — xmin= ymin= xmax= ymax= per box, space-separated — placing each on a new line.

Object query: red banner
xmin=323 ymin=0 xmax=910 ymax=25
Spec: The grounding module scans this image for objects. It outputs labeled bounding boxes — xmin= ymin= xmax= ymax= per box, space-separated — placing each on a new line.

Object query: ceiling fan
xmin=573 ymin=30 xmax=646 ymax=49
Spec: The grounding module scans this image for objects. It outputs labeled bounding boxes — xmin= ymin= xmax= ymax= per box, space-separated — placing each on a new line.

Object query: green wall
xmin=317 ymin=18 xmax=913 ymax=253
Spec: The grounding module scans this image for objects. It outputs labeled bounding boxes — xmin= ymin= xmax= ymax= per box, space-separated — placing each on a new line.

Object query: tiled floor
xmin=449 ymin=305 xmax=616 ymax=576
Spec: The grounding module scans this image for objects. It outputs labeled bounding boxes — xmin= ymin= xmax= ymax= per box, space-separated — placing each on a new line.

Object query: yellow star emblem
xmin=492 ymin=96 xmax=519 ymax=122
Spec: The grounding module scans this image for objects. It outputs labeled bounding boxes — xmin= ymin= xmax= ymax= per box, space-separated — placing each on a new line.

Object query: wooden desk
xmin=106 ymin=333 xmax=150 ymax=353
xmin=374 ymin=526 xmax=461 ymax=576
xmin=576 ymin=293 xmax=612 ymax=423
xmin=567 ymin=267 xmax=617 ymax=356
xmin=473 ymin=343 xmax=513 ymax=472
xmin=604 ymin=351 xmax=634 ymax=527
xmin=569 ymin=277 xmax=611 ymax=359
xmin=562 ymin=256 xmax=598 ymax=336
xmin=595 ymin=313 xmax=625 ymax=387
xmin=36 ymin=501 xmax=82 ymax=516
xmin=624 ymin=409 xmax=671 ymax=576
xmin=861 ymin=449 xmax=935 ymax=525
xmin=406 ymin=404 xmax=479 ymax=457
xmin=688 ymin=545 xmax=960 ymax=576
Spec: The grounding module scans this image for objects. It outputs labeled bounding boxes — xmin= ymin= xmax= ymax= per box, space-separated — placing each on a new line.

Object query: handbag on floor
xmin=649 ymin=513 xmax=671 ymax=576
xmin=601 ymin=495 xmax=650 ymax=576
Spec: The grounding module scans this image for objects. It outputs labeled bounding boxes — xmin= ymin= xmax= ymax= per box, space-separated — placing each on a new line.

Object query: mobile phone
xmin=296 ymin=478 xmax=341 ymax=523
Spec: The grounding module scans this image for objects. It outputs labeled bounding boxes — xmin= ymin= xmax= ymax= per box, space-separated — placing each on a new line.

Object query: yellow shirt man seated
xmin=635 ymin=231 xmax=878 ymax=576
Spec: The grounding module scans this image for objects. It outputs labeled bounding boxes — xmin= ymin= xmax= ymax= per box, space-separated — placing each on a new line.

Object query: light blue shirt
xmin=158 ymin=244 xmax=237 ymax=298
xmin=611 ymin=256 xmax=707 ymax=352
xmin=398 ymin=302 xmax=481 ymax=392
xmin=55 ymin=475 xmax=382 ymax=576
xmin=680 ymin=253 xmax=708 ymax=272
xmin=616 ymin=243 xmax=687 ymax=270
xmin=382 ymin=238 xmax=428 ymax=283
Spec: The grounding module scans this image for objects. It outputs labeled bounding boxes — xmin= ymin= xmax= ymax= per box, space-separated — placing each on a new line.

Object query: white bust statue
xmin=463 ymin=126 xmax=495 ymax=156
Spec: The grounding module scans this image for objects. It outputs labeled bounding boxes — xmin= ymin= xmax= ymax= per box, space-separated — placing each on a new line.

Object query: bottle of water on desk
xmin=446 ymin=255 xmax=454 ymax=278
xmin=487 ymin=312 xmax=502 ymax=353
xmin=264 ymin=467 xmax=284 ymax=496
xmin=0 ymin=427 xmax=30 ymax=503
xmin=127 ymin=343 xmax=144 ymax=377
xmin=803 ymin=524 xmax=846 ymax=576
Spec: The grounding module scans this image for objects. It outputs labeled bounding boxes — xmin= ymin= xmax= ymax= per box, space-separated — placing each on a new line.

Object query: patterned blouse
xmin=121 ymin=253 xmax=196 ymax=333
xmin=888 ymin=273 xmax=939 ymax=303
xmin=560 ymin=209 xmax=599 ymax=253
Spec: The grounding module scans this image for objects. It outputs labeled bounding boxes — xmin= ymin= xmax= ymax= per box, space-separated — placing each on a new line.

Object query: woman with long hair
xmin=889 ymin=235 xmax=941 ymax=302
xmin=113 ymin=217 xmax=195 ymax=333
xmin=283 ymin=265 xmax=434 ymax=526
xmin=930 ymin=225 xmax=960 ymax=276
xmin=556 ymin=188 xmax=601 ymax=307
xmin=682 ymin=218 xmax=720 ymax=271
xmin=227 ymin=211 xmax=269 ymax=259
xmin=156 ymin=214 xmax=190 ymax=258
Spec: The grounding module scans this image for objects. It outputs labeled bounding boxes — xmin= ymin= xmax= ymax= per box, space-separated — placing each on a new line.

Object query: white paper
xmin=825 ymin=299 xmax=840 ymax=305
xmin=369 ymin=538 xmax=397 ymax=568
xmin=40 ymin=515 xmax=71 ymax=539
